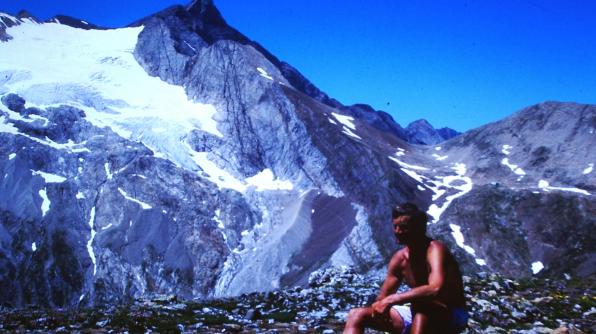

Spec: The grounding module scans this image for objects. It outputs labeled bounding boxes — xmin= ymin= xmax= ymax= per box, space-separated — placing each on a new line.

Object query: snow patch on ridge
xmin=389 ymin=152 xmax=429 ymax=171
xmin=538 ymin=180 xmax=590 ymax=195
xmin=246 ymin=169 xmax=294 ymax=192
xmin=257 ymin=67 xmax=273 ymax=80
xmin=395 ymin=148 xmax=406 ymax=157
xmin=188 ymin=146 xmax=293 ymax=193
xmin=426 ymin=163 xmax=473 ymax=223
xmin=87 ymin=207 xmax=97 ymax=276
xmin=39 ymin=187 xmax=50 ymax=216
xmin=331 ymin=113 xmax=356 ymax=130
xmin=188 ymin=150 xmax=245 ymax=192
xmin=432 ymin=153 xmax=448 ymax=161
xmin=583 ymin=163 xmax=593 ymax=174
xmin=104 ymin=163 xmax=113 ymax=180
xmin=501 ymin=158 xmax=526 ymax=180
xmin=449 ymin=224 xmax=486 ymax=266
xmin=502 ymin=144 xmax=512 ymax=155
xmin=500 ymin=145 xmax=525 ymax=180
xmin=32 ymin=170 xmax=67 ymax=183
xmin=118 ymin=188 xmax=152 ymax=209
xmin=331 ymin=112 xmax=362 ymax=140
xmin=450 ymin=224 xmax=483 ymax=259
xmin=532 ymin=261 xmax=544 ymax=274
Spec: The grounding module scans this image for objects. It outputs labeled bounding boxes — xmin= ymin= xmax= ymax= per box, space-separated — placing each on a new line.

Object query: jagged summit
xmin=130 ymin=0 xmax=245 ymax=44
xmin=185 ymin=0 xmax=224 ymax=24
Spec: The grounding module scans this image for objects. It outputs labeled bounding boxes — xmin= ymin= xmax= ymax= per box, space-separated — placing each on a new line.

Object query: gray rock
xmin=245 ymin=308 xmax=260 ymax=320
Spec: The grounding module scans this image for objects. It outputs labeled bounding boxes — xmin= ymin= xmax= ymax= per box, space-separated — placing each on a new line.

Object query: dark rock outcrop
xmin=1 ymin=93 xmax=25 ymax=112
xmin=0 ymin=12 xmax=22 ymax=41
xmin=47 ymin=15 xmax=106 ymax=30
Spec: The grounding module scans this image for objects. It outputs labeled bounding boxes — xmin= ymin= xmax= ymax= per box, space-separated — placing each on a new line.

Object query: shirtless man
xmin=344 ymin=203 xmax=468 ymax=334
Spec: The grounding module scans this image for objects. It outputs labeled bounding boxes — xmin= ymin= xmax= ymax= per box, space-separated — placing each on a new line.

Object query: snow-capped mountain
xmin=1 ymin=0 xmax=594 ymax=308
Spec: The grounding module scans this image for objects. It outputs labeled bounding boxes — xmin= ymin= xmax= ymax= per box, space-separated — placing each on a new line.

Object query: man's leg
xmin=410 ymin=302 xmax=451 ymax=334
xmin=344 ymin=306 xmax=405 ymax=334
xmin=409 ymin=312 xmax=429 ymax=334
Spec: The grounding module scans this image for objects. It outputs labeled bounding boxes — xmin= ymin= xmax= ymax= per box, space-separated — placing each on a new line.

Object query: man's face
xmin=392 ymin=215 xmax=413 ymax=244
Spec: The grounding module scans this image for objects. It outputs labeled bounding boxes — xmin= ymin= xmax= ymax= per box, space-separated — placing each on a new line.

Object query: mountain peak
xmin=185 ymin=0 xmax=227 ymax=27
xmin=407 ymin=118 xmax=433 ymax=129
xmin=405 ymin=119 xmax=460 ymax=145
xmin=186 ymin=0 xmax=214 ymax=12
xmin=16 ymin=10 xmax=37 ymax=21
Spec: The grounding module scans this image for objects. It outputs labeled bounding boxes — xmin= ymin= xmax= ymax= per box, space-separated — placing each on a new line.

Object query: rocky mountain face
xmin=0 ymin=0 xmax=594 ymax=311
xmin=423 ymin=102 xmax=595 ymax=277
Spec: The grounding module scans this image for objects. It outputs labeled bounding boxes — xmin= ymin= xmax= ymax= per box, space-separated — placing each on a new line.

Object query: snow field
xmin=1 ymin=20 xmax=225 ymax=176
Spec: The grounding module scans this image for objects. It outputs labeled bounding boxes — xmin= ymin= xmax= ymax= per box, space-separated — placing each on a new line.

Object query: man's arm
xmin=375 ymin=251 xmax=403 ymax=301
xmin=381 ymin=242 xmax=447 ymax=307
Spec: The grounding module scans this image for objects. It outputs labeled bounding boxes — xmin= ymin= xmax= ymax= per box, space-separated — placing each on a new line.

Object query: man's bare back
xmin=344 ymin=203 xmax=468 ymax=334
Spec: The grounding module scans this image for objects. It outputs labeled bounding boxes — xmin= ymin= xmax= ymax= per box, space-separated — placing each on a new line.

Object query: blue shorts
xmin=446 ymin=307 xmax=469 ymax=333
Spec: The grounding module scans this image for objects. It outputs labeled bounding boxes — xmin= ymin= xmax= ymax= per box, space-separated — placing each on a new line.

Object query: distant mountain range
xmin=0 ymin=0 xmax=593 ymax=308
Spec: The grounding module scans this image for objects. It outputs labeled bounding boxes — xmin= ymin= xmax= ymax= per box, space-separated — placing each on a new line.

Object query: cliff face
xmin=0 ymin=3 xmax=594 ymax=308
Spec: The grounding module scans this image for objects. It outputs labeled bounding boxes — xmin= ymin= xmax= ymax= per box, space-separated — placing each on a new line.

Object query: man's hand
xmin=371 ymin=299 xmax=391 ymax=318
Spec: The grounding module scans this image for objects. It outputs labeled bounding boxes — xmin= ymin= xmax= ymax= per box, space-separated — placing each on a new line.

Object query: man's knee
xmin=346 ymin=307 xmax=369 ymax=324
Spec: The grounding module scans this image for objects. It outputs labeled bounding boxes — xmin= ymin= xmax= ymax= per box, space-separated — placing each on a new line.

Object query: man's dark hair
xmin=392 ymin=202 xmax=428 ymax=235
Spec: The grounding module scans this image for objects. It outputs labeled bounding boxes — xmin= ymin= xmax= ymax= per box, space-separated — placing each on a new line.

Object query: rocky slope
xmin=0 ymin=267 xmax=594 ymax=333
xmin=0 ymin=0 xmax=594 ymax=311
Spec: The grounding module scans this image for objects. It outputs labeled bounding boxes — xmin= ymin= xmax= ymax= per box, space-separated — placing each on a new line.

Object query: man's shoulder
xmin=427 ymin=239 xmax=453 ymax=258
xmin=429 ymin=239 xmax=447 ymax=250
xmin=389 ymin=248 xmax=408 ymax=267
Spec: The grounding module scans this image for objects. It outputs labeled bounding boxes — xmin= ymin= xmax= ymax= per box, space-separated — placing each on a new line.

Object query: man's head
xmin=391 ymin=202 xmax=428 ymax=244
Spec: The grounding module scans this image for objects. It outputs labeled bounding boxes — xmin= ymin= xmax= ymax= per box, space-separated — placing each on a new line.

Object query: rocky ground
xmin=0 ymin=267 xmax=594 ymax=333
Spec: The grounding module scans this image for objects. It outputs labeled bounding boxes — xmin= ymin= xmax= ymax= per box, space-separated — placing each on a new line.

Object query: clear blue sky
xmin=1 ymin=0 xmax=595 ymax=131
